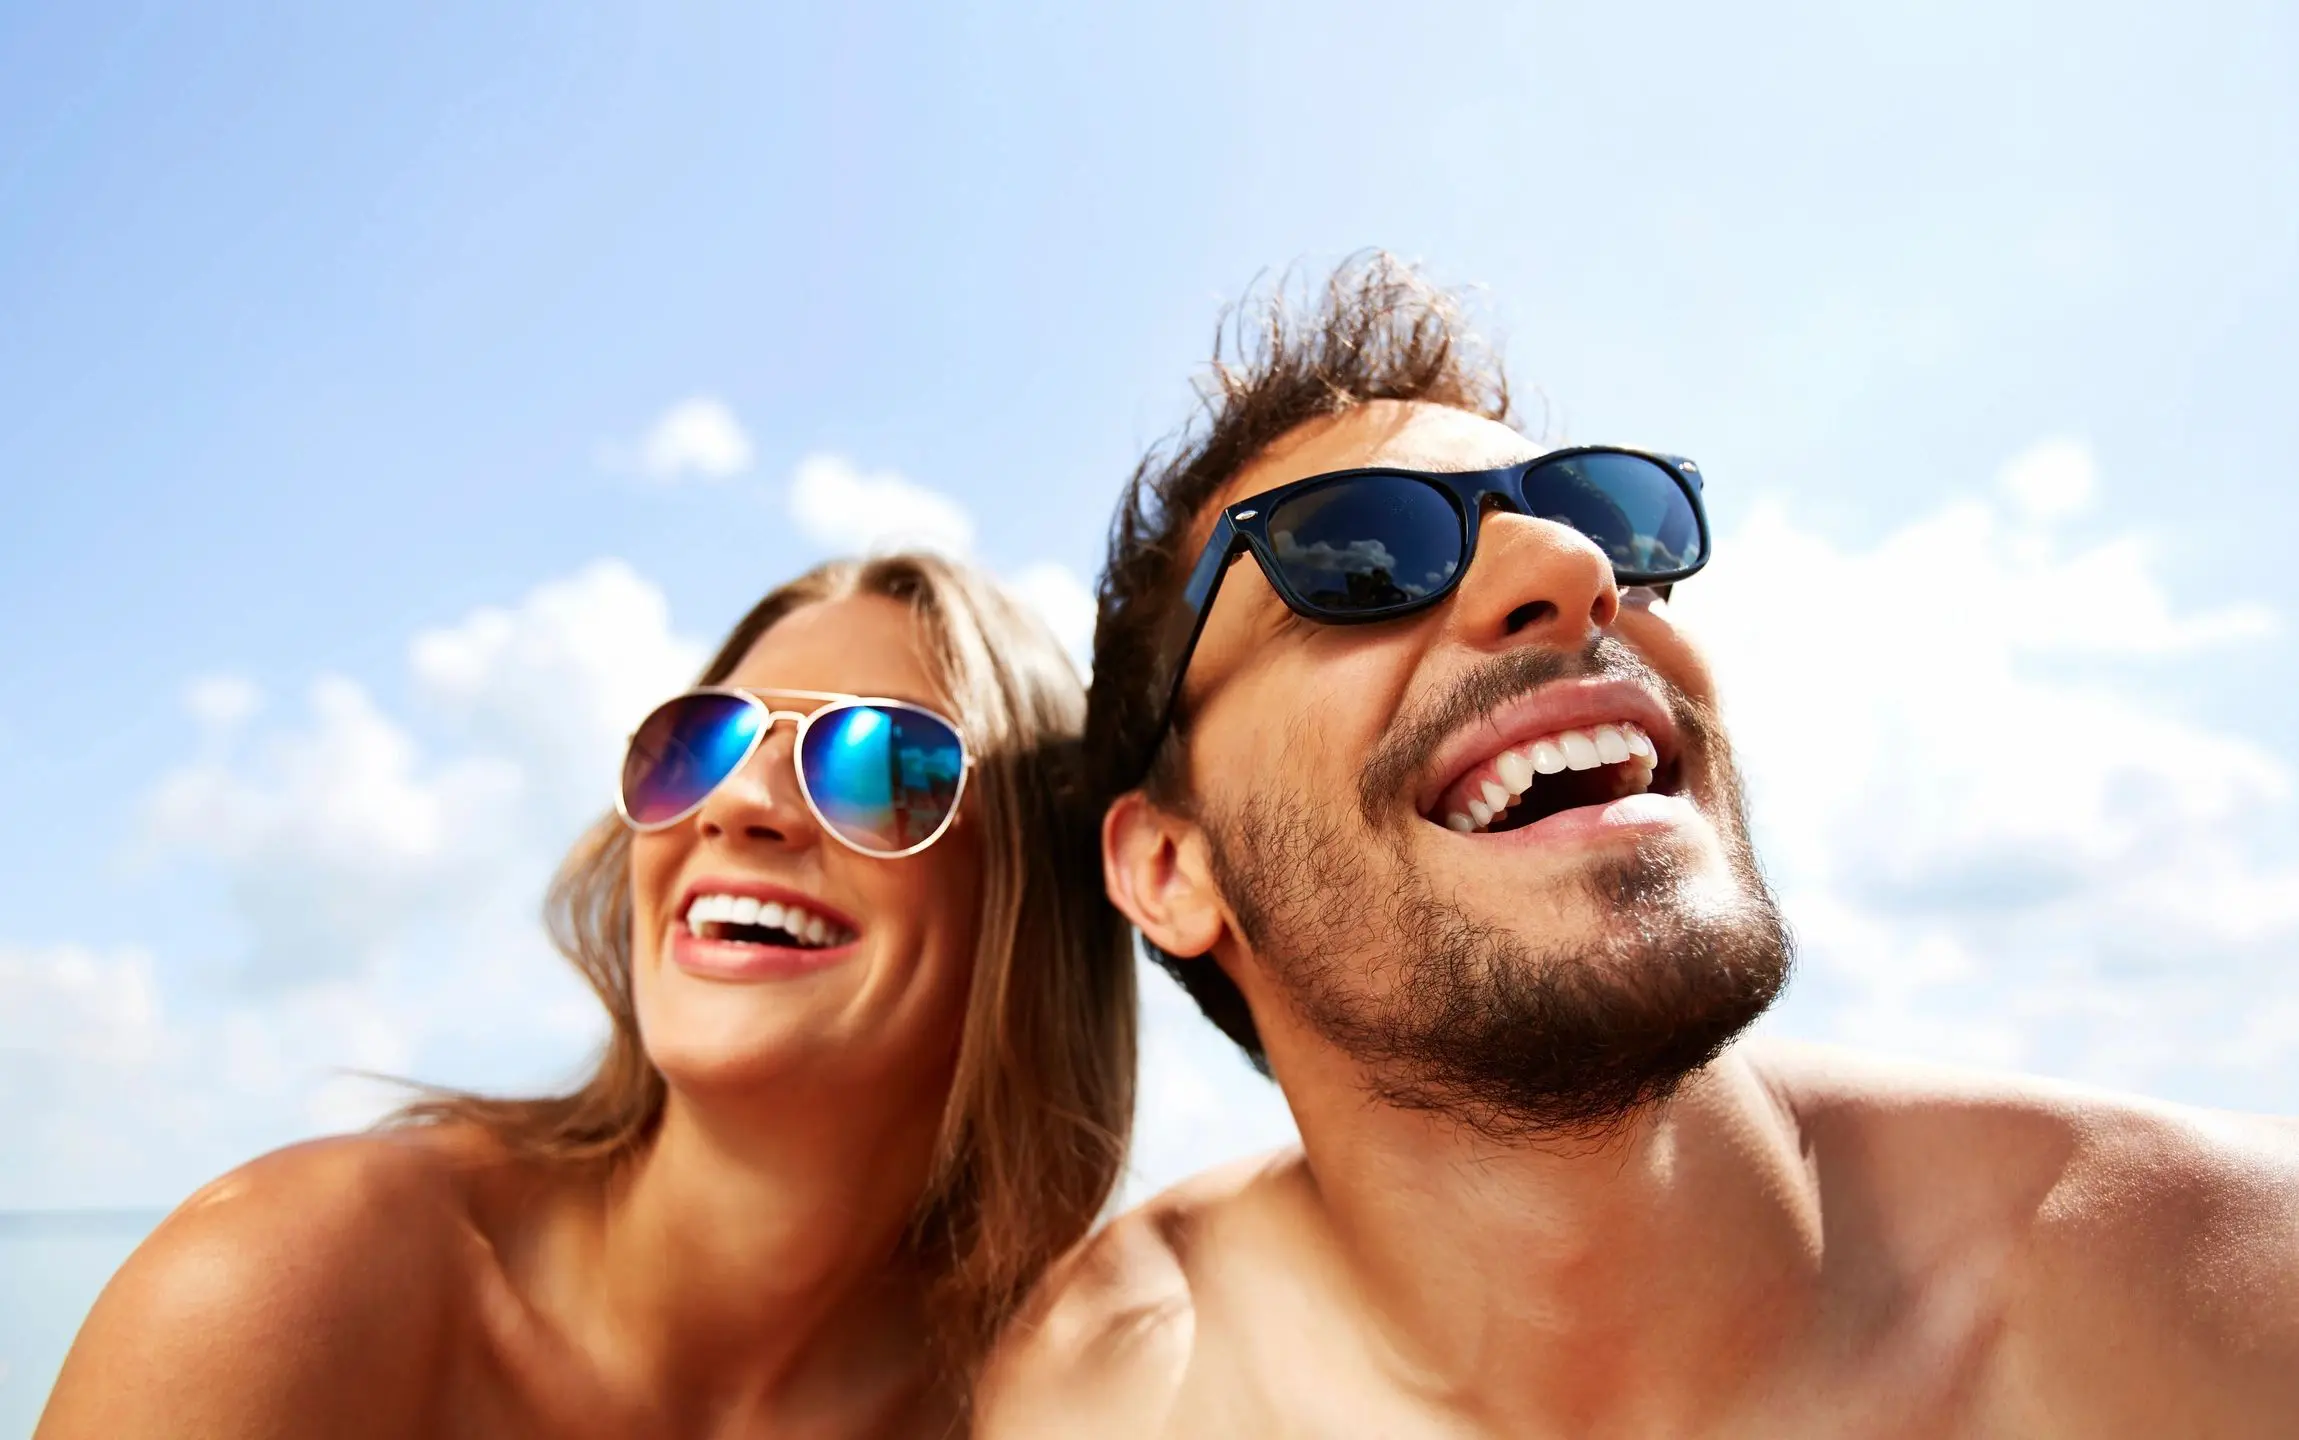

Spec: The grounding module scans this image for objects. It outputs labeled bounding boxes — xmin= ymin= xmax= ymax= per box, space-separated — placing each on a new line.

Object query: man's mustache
xmin=1356 ymin=636 xmax=1681 ymax=826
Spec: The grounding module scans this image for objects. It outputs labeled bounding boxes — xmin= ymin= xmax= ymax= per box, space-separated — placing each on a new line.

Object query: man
xmin=978 ymin=255 xmax=2299 ymax=1436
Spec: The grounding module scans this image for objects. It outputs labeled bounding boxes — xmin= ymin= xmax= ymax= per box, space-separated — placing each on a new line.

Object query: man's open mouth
xmin=1424 ymin=721 xmax=1684 ymax=836
xmin=683 ymin=891 xmax=856 ymax=950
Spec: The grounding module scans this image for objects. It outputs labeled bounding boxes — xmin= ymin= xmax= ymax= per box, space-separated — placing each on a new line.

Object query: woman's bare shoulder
xmin=36 ymin=1127 xmax=502 ymax=1439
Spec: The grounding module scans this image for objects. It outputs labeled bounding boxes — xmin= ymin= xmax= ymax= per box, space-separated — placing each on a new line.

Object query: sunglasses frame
xmin=1140 ymin=445 xmax=1710 ymax=781
xmin=616 ymin=687 xmax=974 ymax=859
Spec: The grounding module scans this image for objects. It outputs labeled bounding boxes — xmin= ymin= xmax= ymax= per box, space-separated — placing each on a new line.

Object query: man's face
xmin=1166 ymin=400 xmax=1788 ymax=1136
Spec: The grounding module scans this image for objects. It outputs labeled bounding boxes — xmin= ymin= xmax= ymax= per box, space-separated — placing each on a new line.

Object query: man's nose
xmin=693 ymin=728 xmax=818 ymax=850
xmin=1442 ymin=508 xmax=1620 ymax=650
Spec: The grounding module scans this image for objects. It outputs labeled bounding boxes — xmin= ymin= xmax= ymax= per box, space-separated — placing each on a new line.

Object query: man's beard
xmin=1202 ymin=639 xmax=1793 ymax=1143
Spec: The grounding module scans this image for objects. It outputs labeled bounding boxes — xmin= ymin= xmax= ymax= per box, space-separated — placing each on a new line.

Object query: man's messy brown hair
xmin=1086 ymin=251 xmax=1524 ymax=1071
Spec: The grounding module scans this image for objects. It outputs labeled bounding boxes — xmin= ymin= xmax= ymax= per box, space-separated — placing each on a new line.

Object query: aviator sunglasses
xmin=617 ymin=688 xmax=971 ymax=858
xmin=1141 ymin=446 xmax=1711 ymax=775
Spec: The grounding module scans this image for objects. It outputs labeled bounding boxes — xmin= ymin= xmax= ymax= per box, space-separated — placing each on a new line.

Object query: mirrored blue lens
xmin=621 ymin=692 xmax=764 ymax=826
xmin=1519 ymin=453 xmax=1704 ymax=579
xmin=799 ymin=704 xmax=966 ymax=854
xmin=1264 ymin=475 xmax=1467 ymax=615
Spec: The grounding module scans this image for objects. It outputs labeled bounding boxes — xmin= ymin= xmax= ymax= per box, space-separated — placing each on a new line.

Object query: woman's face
xmin=629 ymin=593 xmax=984 ymax=1104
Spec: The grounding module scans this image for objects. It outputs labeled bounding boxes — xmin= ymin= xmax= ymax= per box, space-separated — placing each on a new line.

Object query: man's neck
xmin=1275 ymin=1043 xmax=1824 ymax=1433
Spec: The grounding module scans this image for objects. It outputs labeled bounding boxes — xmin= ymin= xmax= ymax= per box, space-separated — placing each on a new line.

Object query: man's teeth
xmin=1496 ymin=749 xmax=1534 ymax=792
xmin=1559 ymin=730 xmax=1601 ymax=769
xmin=1442 ymin=722 xmax=1661 ymax=835
xmin=1594 ymin=725 xmax=1632 ymax=765
xmin=683 ymin=892 xmax=854 ymax=948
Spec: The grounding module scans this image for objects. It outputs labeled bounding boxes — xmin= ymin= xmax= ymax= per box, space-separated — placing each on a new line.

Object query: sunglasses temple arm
xmin=1143 ymin=515 xmax=1243 ymax=774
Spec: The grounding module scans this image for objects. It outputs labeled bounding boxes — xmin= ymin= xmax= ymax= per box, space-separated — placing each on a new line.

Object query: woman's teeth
xmin=684 ymin=893 xmax=854 ymax=949
xmin=1442 ymin=722 xmax=1661 ymax=835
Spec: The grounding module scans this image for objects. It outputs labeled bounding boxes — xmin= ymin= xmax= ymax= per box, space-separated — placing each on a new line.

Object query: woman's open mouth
xmin=682 ymin=891 xmax=856 ymax=951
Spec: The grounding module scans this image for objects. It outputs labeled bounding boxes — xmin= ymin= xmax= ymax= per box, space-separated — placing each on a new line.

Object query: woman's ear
xmin=1101 ymin=790 xmax=1226 ymax=959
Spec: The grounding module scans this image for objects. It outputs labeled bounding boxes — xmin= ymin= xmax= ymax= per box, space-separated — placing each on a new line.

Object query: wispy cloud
xmin=6 ymin=562 xmax=705 ymax=1200
xmin=783 ymin=453 xmax=1096 ymax=670
xmin=183 ymin=674 xmax=263 ymax=730
xmin=1003 ymin=560 xmax=1098 ymax=673
xmin=786 ymin=452 xmax=977 ymax=556
xmin=0 ymin=946 xmax=162 ymax=1069
xmin=606 ymin=395 xmax=756 ymax=483
xmin=144 ymin=561 xmax=699 ymax=990
xmin=1687 ymin=439 xmax=2296 ymax=1098
xmin=1996 ymin=436 xmax=2098 ymax=519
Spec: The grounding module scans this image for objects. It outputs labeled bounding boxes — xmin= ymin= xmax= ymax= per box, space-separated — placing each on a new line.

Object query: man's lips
xmin=1412 ymin=677 xmax=1682 ymax=820
xmin=1457 ymin=790 xmax=1700 ymax=850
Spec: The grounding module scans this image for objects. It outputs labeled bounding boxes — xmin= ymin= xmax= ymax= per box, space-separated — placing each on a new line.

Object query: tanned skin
xmin=39 ymin=596 xmax=976 ymax=1439
xmin=979 ymin=402 xmax=2299 ymax=1438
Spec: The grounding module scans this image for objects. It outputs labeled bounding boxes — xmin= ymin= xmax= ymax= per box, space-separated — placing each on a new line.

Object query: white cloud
xmin=1997 ymin=436 xmax=2097 ymax=519
xmin=411 ymin=558 xmax=705 ymax=838
xmin=140 ymin=560 xmax=707 ymax=993
xmin=11 ymin=561 xmax=697 ymax=1198
xmin=183 ymin=674 xmax=262 ymax=730
xmin=782 ymin=456 xmax=1097 ymax=674
xmin=144 ymin=674 xmax=522 ymax=985
xmin=1677 ymin=442 xmax=2299 ymax=1105
xmin=0 ymin=943 xmax=523 ymax=1208
xmin=0 ymin=946 xmax=163 ymax=1068
xmin=632 ymin=395 xmax=755 ymax=483
xmin=1005 ymin=561 xmax=1098 ymax=673
xmin=787 ymin=452 xmax=977 ymax=557
xmin=0 ymin=944 xmax=190 ymax=1209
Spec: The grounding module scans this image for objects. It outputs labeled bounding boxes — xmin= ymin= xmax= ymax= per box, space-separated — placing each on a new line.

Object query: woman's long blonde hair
xmin=398 ymin=552 xmax=1136 ymax=1374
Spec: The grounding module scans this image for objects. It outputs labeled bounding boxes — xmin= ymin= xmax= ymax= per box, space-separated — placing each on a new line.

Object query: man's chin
xmin=1212 ymin=762 xmax=1790 ymax=1143
xmin=1325 ymin=827 xmax=1790 ymax=1142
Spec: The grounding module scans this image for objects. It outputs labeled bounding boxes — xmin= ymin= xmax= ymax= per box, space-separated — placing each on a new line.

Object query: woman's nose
xmin=693 ymin=729 xmax=818 ymax=850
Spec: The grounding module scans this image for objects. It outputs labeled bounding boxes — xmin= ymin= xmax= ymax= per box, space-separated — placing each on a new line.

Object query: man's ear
xmin=1102 ymin=789 xmax=1227 ymax=959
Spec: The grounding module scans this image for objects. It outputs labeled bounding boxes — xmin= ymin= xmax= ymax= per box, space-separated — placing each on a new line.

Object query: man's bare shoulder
xmin=1751 ymin=1039 xmax=2299 ymax=1419
xmin=975 ymin=1147 xmax=1304 ymax=1439
xmin=1751 ymin=1037 xmax=2299 ymax=1218
xmin=37 ymin=1127 xmax=497 ymax=1438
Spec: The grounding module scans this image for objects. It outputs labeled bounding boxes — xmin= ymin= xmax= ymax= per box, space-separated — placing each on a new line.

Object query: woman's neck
xmin=547 ymin=1077 xmax=954 ymax=1431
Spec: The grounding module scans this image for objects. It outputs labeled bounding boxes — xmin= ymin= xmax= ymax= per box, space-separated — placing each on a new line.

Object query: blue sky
xmin=4 ymin=0 xmax=2298 ymax=1422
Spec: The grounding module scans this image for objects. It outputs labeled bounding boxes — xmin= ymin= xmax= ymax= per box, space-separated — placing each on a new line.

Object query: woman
xmin=39 ymin=553 xmax=1136 ymax=1438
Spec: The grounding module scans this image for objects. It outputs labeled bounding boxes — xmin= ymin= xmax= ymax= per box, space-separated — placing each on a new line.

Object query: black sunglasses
xmin=1137 ymin=445 xmax=1711 ymax=779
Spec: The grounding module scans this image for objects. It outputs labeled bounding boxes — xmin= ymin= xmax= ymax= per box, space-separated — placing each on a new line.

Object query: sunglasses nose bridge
xmin=751 ymin=712 xmax=809 ymax=774
xmin=1445 ymin=478 xmax=1523 ymax=576
xmin=1472 ymin=477 xmax=1519 ymax=511
xmin=706 ymin=710 xmax=808 ymax=815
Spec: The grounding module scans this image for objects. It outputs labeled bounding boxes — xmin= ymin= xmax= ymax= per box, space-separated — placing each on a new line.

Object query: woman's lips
xmin=667 ymin=925 xmax=859 ymax=981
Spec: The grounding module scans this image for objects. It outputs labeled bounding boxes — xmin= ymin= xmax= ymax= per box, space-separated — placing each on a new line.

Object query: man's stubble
xmin=1201 ymin=642 xmax=1795 ymax=1141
